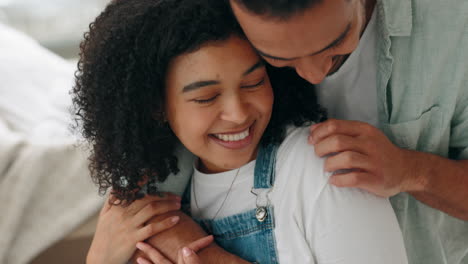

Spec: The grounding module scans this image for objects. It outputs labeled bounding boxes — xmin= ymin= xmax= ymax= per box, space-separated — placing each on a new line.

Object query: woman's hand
xmin=135 ymin=235 xmax=214 ymax=264
xmin=86 ymin=192 xmax=182 ymax=264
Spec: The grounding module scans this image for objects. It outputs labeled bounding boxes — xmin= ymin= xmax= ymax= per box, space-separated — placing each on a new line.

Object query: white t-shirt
xmin=191 ymin=126 xmax=408 ymax=264
xmin=316 ymin=8 xmax=378 ymax=127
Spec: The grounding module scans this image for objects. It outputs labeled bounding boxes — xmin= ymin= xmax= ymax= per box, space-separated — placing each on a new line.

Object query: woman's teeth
xmin=213 ymin=128 xmax=249 ymax=142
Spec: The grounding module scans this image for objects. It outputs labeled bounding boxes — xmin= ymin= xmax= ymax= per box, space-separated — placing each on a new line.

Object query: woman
xmin=72 ymin=0 xmax=408 ymax=263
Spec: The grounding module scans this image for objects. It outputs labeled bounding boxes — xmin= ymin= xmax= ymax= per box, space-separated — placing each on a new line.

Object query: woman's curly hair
xmin=72 ymin=0 xmax=326 ymax=205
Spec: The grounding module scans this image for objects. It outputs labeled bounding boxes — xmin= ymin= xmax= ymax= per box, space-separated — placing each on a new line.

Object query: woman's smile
xmin=209 ymin=122 xmax=255 ymax=150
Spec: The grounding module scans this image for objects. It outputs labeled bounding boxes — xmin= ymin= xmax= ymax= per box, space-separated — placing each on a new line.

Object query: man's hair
xmin=232 ymin=0 xmax=323 ymax=19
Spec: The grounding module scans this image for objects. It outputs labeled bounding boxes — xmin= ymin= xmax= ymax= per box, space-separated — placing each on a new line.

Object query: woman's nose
xmin=220 ymin=95 xmax=249 ymax=124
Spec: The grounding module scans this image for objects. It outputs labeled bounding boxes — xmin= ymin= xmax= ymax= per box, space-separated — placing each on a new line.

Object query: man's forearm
xmin=403 ymin=149 xmax=468 ymax=220
xmin=131 ymin=211 xmax=249 ymax=264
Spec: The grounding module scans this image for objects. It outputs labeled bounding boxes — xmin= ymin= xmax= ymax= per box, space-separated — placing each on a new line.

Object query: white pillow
xmin=0 ymin=23 xmax=76 ymax=139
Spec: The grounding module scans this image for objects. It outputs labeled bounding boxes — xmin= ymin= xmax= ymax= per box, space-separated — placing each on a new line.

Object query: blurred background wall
xmin=0 ymin=0 xmax=109 ymax=59
xmin=0 ymin=1 xmax=110 ymax=263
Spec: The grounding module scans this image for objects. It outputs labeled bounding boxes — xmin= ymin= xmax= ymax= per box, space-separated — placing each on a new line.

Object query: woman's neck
xmin=197 ymin=149 xmax=259 ymax=174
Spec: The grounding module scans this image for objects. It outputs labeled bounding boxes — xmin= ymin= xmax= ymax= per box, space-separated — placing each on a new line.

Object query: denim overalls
xmin=182 ymin=144 xmax=280 ymax=264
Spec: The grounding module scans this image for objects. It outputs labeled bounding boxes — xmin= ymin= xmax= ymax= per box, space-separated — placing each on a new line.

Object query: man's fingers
xmin=329 ymin=171 xmax=368 ymax=187
xmin=313 ymin=134 xmax=367 ymax=157
xmin=136 ymin=242 xmax=173 ymax=264
xmin=132 ymin=200 xmax=181 ymax=226
xmin=309 ymin=119 xmax=370 ymax=144
xmin=136 ymin=216 xmax=180 ymax=241
xmin=329 ymin=171 xmax=385 ymax=195
xmin=324 ymin=151 xmax=371 ymax=173
xmin=187 ymin=235 xmax=214 ymax=252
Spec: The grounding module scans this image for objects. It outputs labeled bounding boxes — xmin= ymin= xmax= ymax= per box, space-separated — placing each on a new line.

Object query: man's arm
xmin=309 ymin=119 xmax=468 ymax=220
xmin=131 ymin=211 xmax=249 ymax=264
xmin=404 ymin=152 xmax=468 ymax=220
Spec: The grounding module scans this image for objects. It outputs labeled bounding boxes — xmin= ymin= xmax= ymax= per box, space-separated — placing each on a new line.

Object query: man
xmin=136 ymin=0 xmax=468 ymax=263
xmin=229 ymin=0 xmax=468 ymax=263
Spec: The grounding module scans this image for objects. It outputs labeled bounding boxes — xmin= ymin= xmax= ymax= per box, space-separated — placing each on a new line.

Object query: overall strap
xmin=253 ymin=144 xmax=279 ymax=189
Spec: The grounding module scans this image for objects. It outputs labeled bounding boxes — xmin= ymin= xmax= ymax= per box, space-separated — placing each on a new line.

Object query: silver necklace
xmin=192 ymin=167 xmax=241 ymax=220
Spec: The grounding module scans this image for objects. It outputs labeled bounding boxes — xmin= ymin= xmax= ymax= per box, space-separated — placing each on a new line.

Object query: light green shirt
xmin=377 ymin=0 xmax=468 ymax=263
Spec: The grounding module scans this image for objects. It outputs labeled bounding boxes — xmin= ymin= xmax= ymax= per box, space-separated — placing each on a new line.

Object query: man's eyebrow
xmin=182 ymin=80 xmax=220 ymax=93
xmin=255 ymin=22 xmax=352 ymax=61
xmin=182 ymin=60 xmax=264 ymax=93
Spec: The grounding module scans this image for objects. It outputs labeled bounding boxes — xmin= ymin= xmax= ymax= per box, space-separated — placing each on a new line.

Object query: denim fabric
xmin=198 ymin=207 xmax=278 ymax=264
xmin=182 ymin=144 xmax=280 ymax=264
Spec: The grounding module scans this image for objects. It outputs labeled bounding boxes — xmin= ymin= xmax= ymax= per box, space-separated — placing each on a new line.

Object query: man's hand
xmin=309 ymin=119 xmax=424 ymax=197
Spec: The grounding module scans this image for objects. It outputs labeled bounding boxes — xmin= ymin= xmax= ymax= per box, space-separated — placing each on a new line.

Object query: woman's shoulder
xmin=274 ymin=125 xmax=330 ymax=198
xmin=276 ymin=125 xmax=324 ymax=173
xmin=272 ymin=128 xmax=407 ymax=264
xmin=277 ymin=125 xmax=310 ymax=154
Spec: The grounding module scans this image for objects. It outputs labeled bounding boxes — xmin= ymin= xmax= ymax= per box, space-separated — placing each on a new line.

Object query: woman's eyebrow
xmin=182 ymin=60 xmax=264 ymax=93
xmin=242 ymin=60 xmax=264 ymax=76
xmin=182 ymin=80 xmax=220 ymax=93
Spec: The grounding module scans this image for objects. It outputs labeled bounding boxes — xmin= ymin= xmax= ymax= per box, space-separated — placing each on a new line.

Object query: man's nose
xmin=295 ymin=56 xmax=332 ymax=84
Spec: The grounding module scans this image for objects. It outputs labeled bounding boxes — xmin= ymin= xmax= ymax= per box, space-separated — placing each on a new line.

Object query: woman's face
xmin=165 ymin=36 xmax=273 ymax=173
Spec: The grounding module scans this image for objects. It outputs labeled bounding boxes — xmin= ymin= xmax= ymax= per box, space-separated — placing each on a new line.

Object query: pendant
xmin=256 ymin=207 xmax=268 ymax=222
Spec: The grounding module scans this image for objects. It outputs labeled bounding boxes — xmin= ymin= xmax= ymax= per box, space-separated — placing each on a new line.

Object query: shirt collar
xmin=378 ymin=0 xmax=413 ymax=36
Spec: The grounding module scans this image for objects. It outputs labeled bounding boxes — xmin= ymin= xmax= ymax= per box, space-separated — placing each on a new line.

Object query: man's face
xmin=230 ymin=0 xmax=367 ymax=84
